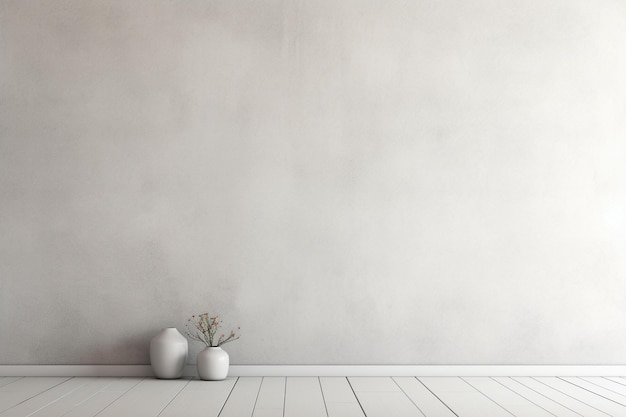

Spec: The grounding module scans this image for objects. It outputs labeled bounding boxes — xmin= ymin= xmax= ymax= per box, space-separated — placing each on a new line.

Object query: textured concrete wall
xmin=1 ymin=0 xmax=626 ymax=365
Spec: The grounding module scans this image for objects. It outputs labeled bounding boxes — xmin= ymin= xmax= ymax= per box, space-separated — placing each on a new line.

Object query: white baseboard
xmin=1 ymin=365 xmax=626 ymax=377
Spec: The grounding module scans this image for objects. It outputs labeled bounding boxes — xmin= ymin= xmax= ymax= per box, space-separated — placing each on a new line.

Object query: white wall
xmin=1 ymin=0 xmax=626 ymax=365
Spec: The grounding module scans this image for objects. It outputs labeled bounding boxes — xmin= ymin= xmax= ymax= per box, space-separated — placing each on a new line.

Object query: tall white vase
xmin=150 ymin=327 xmax=188 ymax=379
xmin=197 ymin=347 xmax=229 ymax=380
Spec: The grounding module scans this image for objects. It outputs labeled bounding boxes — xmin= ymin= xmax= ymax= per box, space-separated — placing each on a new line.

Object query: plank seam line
xmin=530 ymin=377 xmax=612 ymax=417
xmin=461 ymin=376 xmax=516 ymax=417
xmin=557 ymin=377 xmax=626 ymax=407
xmin=509 ymin=377 xmax=584 ymax=417
xmin=0 ymin=377 xmax=73 ymax=415
xmin=0 ymin=377 xmax=24 ymax=389
xmin=391 ymin=377 xmax=426 ymax=417
xmin=282 ymin=377 xmax=286 ymax=417
xmin=74 ymin=377 xmax=121 ymax=406
xmin=250 ymin=376 xmax=263 ymax=417
xmin=416 ymin=377 xmax=459 ymax=417
xmin=217 ymin=377 xmax=239 ymax=417
xmin=489 ymin=376 xmax=558 ymax=417
xmin=26 ymin=378 xmax=88 ymax=417
xmin=93 ymin=377 xmax=145 ymax=417
xmin=317 ymin=377 xmax=330 ymax=417
xmin=155 ymin=378 xmax=192 ymax=417
xmin=578 ymin=377 xmax=626 ymax=399
xmin=345 ymin=377 xmax=368 ymax=417
xmin=601 ymin=377 xmax=626 ymax=388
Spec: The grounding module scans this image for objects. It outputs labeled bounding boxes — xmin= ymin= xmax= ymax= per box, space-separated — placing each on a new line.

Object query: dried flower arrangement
xmin=185 ymin=313 xmax=240 ymax=347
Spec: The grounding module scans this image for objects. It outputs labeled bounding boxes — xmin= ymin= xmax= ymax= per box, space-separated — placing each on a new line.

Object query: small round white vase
xmin=150 ymin=328 xmax=188 ymax=379
xmin=197 ymin=347 xmax=229 ymax=380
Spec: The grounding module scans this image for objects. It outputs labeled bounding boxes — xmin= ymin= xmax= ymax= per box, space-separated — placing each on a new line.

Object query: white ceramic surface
xmin=150 ymin=328 xmax=188 ymax=379
xmin=197 ymin=347 xmax=229 ymax=381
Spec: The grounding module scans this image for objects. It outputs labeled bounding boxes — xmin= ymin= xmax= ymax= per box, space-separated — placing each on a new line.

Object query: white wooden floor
xmin=2 ymin=376 xmax=626 ymax=416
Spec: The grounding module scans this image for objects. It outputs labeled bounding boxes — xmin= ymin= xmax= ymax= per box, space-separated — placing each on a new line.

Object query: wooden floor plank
xmin=26 ymin=378 xmax=122 ymax=417
xmin=252 ymin=409 xmax=284 ymax=417
xmin=0 ymin=377 xmax=86 ymax=417
xmin=353 ymin=392 xmax=424 ymax=417
xmin=100 ymin=377 xmax=144 ymax=392
xmin=0 ymin=377 xmax=70 ymax=393
xmin=64 ymin=392 xmax=136 ymax=417
xmin=0 ymin=377 xmax=72 ymax=414
xmin=605 ymin=377 xmax=626 ymax=387
xmin=393 ymin=377 xmax=456 ymax=417
xmin=512 ymin=377 xmax=609 ymax=417
xmin=2 ymin=375 xmax=625 ymax=417
xmin=535 ymin=377 xmax=626 ymax=415
xmin=320 ymin=377 xmax=364 ymax=417
xmin=322 ymin=403 xmax=365 ymax=417
xmin=583 ymin=377 xmax=626 ymax=397
xmin=0 ymin=379 xmax=21 ymax=389
xmin=419 ymin=377 xmax=511 ymax=417
xmin=252 ymin=377 xmax=286 ymax=417
xmin=320 ymin=377 xmax=357 ymax=403
xmin=349 ymin=377 xmax=423 ymax=417
xmin=464 ymin=377 xmax=553 ymax=417
xmin=284 ymin=377 xmax=328 ymax=417
xmin=492 ymin=377 xmax=582 ymax=417
xmin=56 ymin=378 xmax=121 ymax=404
xmin=158 ymin=377 xmax=237 ymax=417
xmin=219 ymin=377 xmax=262 ymax=417
xmin=95 ymin=378 xmax=188 ymax=417
xmin=561 ymin=377 xmax=626 ymax=406
xmin=60 ymin=378 xmax=143 ymax=417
